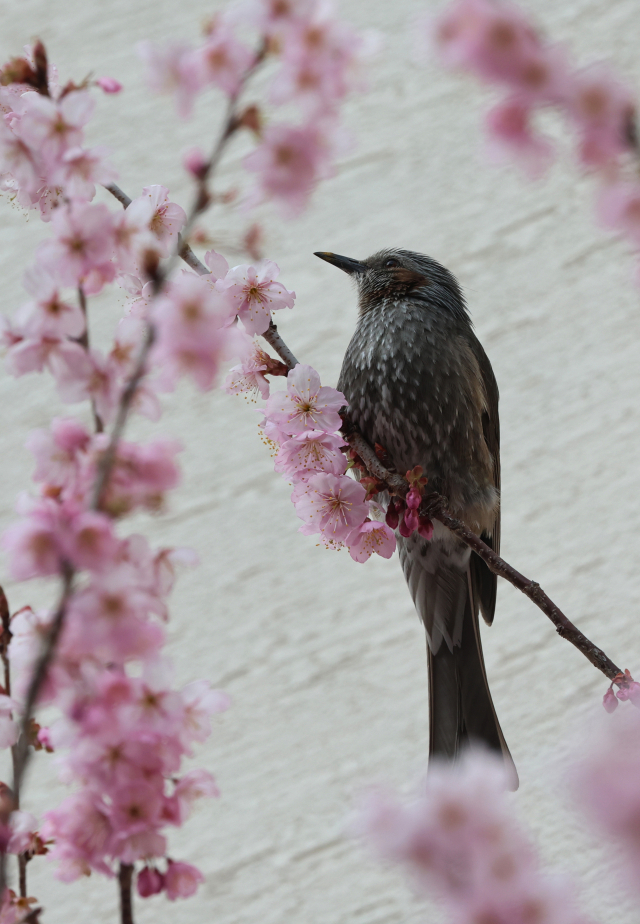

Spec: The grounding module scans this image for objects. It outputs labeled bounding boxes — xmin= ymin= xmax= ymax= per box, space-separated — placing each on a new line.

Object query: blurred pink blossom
xmin=126 ymin=185 xmax=187 ymax=258
xmin=138 ymin=41 xmax=203 ymax=118
xmin=164 ymin=860 xmax=204 ymax=900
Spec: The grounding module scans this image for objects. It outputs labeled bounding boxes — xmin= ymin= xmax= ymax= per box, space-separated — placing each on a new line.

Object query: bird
xmin=315 ymin=248 xmax=517 ymax=787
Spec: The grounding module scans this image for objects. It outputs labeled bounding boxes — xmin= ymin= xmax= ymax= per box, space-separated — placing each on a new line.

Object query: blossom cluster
xmin=0 ymin=40 xmax=292 ymax=905
xmin=140 ymin=0 xmax=376 ymax=215
xmin=354 ymin=749 xmax=589 ymax=924
xmin=257 ymin=363 xmax=397 ymax=562
xmin=576 ymin=709 xmax=640 ymax=898
xmin=426 ymin=0 xmax=640 ymax=280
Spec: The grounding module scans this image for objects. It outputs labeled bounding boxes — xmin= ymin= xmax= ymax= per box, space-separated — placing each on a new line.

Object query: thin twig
xmin=118 ymin=863 xmax=134 ymax=924
xmin=342 ymin=414 xmax=624 ymax=682
xmin=18 ymin=854 xmax=27 ymax=899
xmin=76 ymin=285 xmax=103 ymax=433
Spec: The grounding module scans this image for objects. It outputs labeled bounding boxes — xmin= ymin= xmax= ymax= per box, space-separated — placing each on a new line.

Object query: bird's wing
xmin=468 ymin=335 xmax=500 ymax=626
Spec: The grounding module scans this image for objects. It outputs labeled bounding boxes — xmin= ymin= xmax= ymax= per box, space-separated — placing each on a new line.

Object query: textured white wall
xmin=0 ymin=0 xmax=639 ymax=921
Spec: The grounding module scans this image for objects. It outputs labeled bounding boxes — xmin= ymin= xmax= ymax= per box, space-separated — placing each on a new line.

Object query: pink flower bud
xmin=96 ymin=76 xmax=122 ymax=94
xmin=183 ymin=147 xmax=208 ymax=180
xmin=603 ymin=688 xmax=618 ymax=713
xmin=137 ymin=866 xmax=165 ymax=897
xmin=385 ymin=504 xmax=399 ymax=530
xmin=406 ymin=486 xmax=421 ymax=509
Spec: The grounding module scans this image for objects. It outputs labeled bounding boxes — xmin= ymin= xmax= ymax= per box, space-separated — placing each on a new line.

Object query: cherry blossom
xmin=292 ymin=472 xmax=369 ymax=543
xmin=138 ymin=41 xmax=203 ymax=118
xmin=196 ymin=24 xmax=255 ymax=97
xmin=354 ymin=749 xmax=580 ymax=922
xmin=264 ymin=364 xmax=345 ymax=435
xmin=12 ymin=89 xmax=94 ymax=162
xmin=164 ymin=860 xmax=204 ymax=900
xmin=37 ymin=202 xmax=115 ymax=290
xmin=125 ymin=185 xmax=187 ymax=259
xmin=485 ymin=97 xmax=554 ymax=178
xmin=274 ymin=430 xmax=347 ymax=481
xmin=597 ymin=181 xmax=640 ymax=246
xmin=346 ymin=519 xmax=396 ymax=563
xmin=223 ymin=344 xmax=272 ymax=400
xmin=223 ymin=260 xmax=295 ymax=336
xmin=244 ymin=121 xmax=335 ymax=216
xmin=52 ymin=145 xmax=117 ymax=202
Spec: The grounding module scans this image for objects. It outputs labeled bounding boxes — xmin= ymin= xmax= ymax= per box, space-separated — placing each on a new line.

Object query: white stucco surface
xmin=0 ymin=0 xmax=639 ymax=921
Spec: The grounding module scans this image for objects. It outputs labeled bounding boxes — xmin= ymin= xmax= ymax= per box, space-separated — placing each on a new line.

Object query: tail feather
xmin=399 ymin=532 xmax=518 ymax=789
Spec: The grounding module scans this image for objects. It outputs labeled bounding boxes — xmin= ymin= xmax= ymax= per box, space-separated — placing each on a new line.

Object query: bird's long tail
xmin=398 ymin=533 xmax=518 ymax=789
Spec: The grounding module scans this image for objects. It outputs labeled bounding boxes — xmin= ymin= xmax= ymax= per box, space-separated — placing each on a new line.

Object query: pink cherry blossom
xmin=565 ymin=64 xmax=635 ymax=168
xmin=195 ymin=24 xmax=255 ymax=96
xmin=0 ymin=696 xmax=18 ymax=749
xmin=37 ymin=202 xmax=115 ymax=289
xmin=597 ymin=181 xmax=640 ymax=246
xmin=41 ymin=792 xmax=113 ymax=880
xmin=346 ymin=519 xmax=396 ymax=562
xmin=164 ymin=860 xmax=204 ymax=900
xmin=204 ymin=249 xmax=229 ymax=279
xmin=354 ymin=749 xmax=575 ymax=920
xmin=264 ymin=363 xmax=345 ymax=435
xmin=223 ymin=260 xmax=295 ymax=336
xmin=576 ymin=710 xmax=640 ymax=892
xmin=292 ymin=472 xmax=369 ymax=542
xmin=138 ymin=41 xmax=203 ymax=118
xmin=17 ymin=264 xmax=85 ymax=339
xmin=7 ymin=811 xmax=38 ymax=855
xmin=53 ymin=145 xmax=117 ymax=202
xmin=125 ymin=185 xmax=187 ymax=258
xmin=270 ymin=5 xmax=370 ymax=113
xmin=26 ymin=418 xmax=90 ymax=490
xmin=274 ymin=430 xmax=347 ymax=481
xmin=244 ymin=121 xmax=335 ymax=217
xmin=485 ymin=97 xmax=554 ymax=178
xmin=223 ymin=344 xmax=273 ymax=400
xmin=2 ymin=496 xmax=65 ymax=580
xmin=12 ymin=89 xmax=94 ymax=162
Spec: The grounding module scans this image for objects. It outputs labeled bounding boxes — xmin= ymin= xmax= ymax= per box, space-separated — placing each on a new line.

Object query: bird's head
xmin=314 ymin=248 xmax=467 ymax=320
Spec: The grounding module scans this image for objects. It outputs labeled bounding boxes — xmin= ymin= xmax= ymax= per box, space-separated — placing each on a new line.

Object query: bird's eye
xmin=385 ymin=258 xmax=400 ymax=268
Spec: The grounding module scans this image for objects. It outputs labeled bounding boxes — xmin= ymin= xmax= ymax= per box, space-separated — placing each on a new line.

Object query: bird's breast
xmin=338 ymin=299 xmax=496 ymax=521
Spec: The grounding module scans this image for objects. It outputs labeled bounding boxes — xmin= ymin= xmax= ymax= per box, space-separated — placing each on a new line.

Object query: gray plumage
xmin=316 ymin=248 xmax=516 ymax=787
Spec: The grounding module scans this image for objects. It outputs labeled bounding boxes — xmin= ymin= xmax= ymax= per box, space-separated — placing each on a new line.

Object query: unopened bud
xmin=603 ymin=687 xmax=618 ymax=713
xmin=183 ymin=147 xmax=208 ymax=180
xmin=96 ymin=76 xmax=122 ymax=94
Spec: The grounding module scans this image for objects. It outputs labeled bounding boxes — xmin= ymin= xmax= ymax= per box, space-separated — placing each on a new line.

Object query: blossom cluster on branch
xmin=141 ymin=0 xmax=376 ymax=215
xmin=425 ymin=0 xmax=640 ymax=279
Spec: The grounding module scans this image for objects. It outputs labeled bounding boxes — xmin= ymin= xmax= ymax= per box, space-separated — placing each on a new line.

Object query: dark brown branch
xmin=18 ymin=853 xmax=27 ymax=898
xmin=424 ymin=495 xmax=622 ymax=680
xmin=340 ymin=414 xmax=623 ymax=683
xmin=118 ymin=863 xmax=134 ymax=924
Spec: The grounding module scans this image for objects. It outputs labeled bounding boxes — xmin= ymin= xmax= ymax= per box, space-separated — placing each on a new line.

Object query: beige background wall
xmin=0 ymin=0 xmax=639 ymax=921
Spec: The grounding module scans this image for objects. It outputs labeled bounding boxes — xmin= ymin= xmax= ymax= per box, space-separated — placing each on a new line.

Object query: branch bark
xmin=118 ymin=863 xmax=134 ymax=924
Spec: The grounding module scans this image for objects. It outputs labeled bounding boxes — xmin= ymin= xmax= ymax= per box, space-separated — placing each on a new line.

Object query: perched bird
xmin=315 ymin=248 xmax=516 ymax=786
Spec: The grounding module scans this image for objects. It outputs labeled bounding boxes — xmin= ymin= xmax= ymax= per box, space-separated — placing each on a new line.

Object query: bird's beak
xmin=314 ymin=252 xmax=368 ymax=275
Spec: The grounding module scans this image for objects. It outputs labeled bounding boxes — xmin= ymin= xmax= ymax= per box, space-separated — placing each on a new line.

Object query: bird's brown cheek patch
xmin=392 ymin=268 xmax=430 ymax=290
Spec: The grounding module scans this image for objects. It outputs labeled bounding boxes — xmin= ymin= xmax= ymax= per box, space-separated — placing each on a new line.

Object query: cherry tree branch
xmin=261 ymin=331 xmax=624 ymax=685
xmin=118 ymin=863 xmax=134 ymax=924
